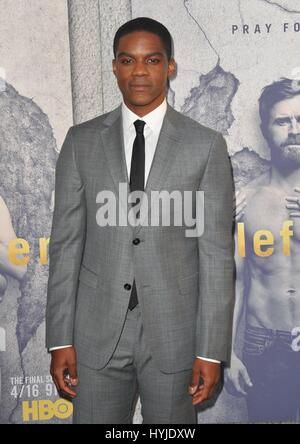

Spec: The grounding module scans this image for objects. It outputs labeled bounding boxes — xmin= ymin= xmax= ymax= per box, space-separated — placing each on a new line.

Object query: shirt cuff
xmin=49 ymin=345 xmax=73 ymax=351
xmin=196 ymin=355 xmax=221 ymax=364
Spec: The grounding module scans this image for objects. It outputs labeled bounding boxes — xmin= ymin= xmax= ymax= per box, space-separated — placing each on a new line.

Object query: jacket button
xmin=124 ymin=283 xmax=132 ymax=291
xmin=132 ymin=238 xmax=140 ymax=245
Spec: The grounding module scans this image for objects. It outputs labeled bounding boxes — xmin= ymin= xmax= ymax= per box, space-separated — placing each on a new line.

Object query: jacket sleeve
xmin=45 ymin=127 xmax=86 ymax=349
xmin=195 ymin=132 xmax=235 ymax=364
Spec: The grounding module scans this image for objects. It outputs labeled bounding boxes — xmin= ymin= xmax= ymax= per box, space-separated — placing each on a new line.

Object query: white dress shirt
xmin=49 ymin=98 xmax=220 ymax=364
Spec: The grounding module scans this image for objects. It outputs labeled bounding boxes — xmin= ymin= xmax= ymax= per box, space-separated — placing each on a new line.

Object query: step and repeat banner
xmin=0 ymin=0 xmax=300 ymax=423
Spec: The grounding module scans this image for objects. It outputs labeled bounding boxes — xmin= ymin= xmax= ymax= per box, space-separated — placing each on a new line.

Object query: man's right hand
xmin=224 ymin=354 xmax=253 ymax=396
xmin=233 ymin=189 xmax=247 ymax=222
xmin=50 ymin=346 xmax=79 ymax=398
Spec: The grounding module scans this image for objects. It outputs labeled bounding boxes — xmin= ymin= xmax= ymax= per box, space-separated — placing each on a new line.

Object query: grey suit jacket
xmin=45 ymin=102 xmax=235 ymax=373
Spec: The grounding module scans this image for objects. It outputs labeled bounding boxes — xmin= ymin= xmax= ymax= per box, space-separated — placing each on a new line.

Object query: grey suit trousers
xmin=72 ymin=303 xmax=196 ymax=424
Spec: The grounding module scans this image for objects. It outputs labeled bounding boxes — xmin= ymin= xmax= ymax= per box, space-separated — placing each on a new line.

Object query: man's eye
xmin=148 ymin=58 xmax=159 ymax=64
xmin=121 ymin=59 xmax=132 ymax=64
xmin=275 ymin=119 xmax=289 ymax=126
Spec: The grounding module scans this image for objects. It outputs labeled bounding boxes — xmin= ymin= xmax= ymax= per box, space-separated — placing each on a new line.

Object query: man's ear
xmin=112 ymin=59 xmax=116 ymax=76
xmin=168 ymin=58 xmax=177 ymax=79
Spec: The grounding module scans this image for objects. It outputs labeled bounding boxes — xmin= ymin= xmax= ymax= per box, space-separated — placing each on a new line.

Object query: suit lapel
xmin=135 ymin=103 xmax=183 ymax=233
xmin=100 ymin=105 xmax=131 ymax=221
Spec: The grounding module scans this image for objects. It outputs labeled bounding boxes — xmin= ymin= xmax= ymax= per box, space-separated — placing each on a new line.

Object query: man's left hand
xmin=188 ymin=358 xmax=221 ymax=405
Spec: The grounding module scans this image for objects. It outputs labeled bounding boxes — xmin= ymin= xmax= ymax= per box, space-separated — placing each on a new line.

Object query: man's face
xmin=264 ymin=95 xmax=300 ymax=165
xmin=112 ymin=31 xmax=176 ymax=116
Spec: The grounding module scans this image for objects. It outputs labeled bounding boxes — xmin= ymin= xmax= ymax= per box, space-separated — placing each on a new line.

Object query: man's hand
xmin=224 ymin=354 xmax=252 ymax=396
xmin=285 ymin=187 xmax=300 ymax=217
xmin=233 ymin=189 xmax=246 ymax=222
xmin=50 ymin=346 xmax=79 ymax=398
xmin=188 ymin=358 xmax=221 ymax=405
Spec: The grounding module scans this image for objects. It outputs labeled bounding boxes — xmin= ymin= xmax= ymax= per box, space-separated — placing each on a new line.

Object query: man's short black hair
xmin=113 ymin=17 xmax=173 ymax=60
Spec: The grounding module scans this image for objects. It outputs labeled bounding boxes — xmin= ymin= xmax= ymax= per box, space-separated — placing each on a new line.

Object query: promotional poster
xmin=0 ymin=0 xmax=299 ymax=423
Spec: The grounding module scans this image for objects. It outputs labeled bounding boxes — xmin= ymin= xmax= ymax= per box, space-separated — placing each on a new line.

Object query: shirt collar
xmin=122 ymin=97 xmax=167 ymax=135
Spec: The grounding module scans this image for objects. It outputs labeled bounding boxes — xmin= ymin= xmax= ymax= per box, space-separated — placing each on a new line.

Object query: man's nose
xmin=132 ymin=61 xmax=148 ymax=76
xmin=289 ymin=117 xmax=300 ymax=135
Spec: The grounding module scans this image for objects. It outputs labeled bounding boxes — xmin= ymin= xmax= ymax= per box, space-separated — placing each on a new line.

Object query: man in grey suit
xmin=46 ymin=17 xmax=235 ymax=424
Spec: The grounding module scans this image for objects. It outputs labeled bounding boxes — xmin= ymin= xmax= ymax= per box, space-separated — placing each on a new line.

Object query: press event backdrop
xmin=0 ymin=0 xmax=300 ymax=424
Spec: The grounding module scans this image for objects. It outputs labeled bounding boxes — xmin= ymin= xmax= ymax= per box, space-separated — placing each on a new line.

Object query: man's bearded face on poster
xmin=265 ymin=95 xmax=300 ymax=166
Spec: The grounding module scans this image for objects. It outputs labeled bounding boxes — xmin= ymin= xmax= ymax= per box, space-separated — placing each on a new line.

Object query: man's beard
xmin=272 ymin=135 xmax=300 ymax=166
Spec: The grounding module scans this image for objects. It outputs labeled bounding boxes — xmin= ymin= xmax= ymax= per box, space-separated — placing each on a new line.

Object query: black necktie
xmin=128 ymin=119 xmax=145 ymax=310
